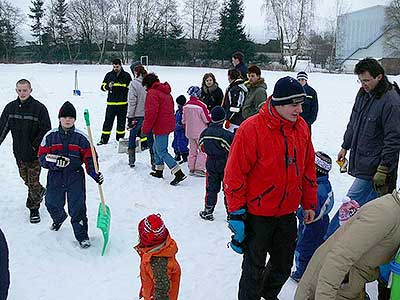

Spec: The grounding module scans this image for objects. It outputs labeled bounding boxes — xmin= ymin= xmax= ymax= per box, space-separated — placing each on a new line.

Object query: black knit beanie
xmin=58 ymin=101 xmax=76 ymax=119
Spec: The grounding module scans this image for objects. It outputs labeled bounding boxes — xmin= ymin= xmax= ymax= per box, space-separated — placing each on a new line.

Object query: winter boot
xmin=50 ymin=215 xmax=67 ymax=231
xmin=199 ymin=208 xmax=214 ymax=221
xmin=150 ymin=154 xmax=156 ymax=171
xmin=30 ymin=208 xmax=40 ymax=224
xmin=128 ymin=148 xmax=136 ymax=168
xmin=170 ymin=167 xmax=187 ymax=186
xmin=79 ymin=239 xmax=91 ymax=249
xmin=194 ymin=170 xmax=206 ymax=177
xmin=179 ymin=153 xmax=188 ymax=164
xmin=150 ymin=165 xmax=164 ymax=178
xmin=174 ymin=153 xmax=181 ymax=161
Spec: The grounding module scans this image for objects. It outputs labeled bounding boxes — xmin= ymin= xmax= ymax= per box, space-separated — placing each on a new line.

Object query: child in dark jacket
xmin=38 ymin=101 xmax=104 ymax=249
xmin=172 ymin=95 xmax=189 ymax=164
xmin=134 ymin=214 xmax=181 ymax=300
xmin=291 ymin=151 xmax=334 ymax=281
xmin=198 ymin=106 xmax=234 ymax=221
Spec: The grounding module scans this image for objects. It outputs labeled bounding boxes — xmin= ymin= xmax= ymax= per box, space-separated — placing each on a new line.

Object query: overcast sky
xmin=14 ymin=0 xmax=391 ymax=44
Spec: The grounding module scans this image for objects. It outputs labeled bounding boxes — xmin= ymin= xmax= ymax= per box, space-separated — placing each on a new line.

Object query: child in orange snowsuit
xmin=134 ymin=214 xmax=181 ymax=300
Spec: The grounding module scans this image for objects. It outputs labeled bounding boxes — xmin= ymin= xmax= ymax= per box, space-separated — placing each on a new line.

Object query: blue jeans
xmin=325 ymin=177 xmax=378 ymax=239
xmin=153 ymin=134 xmax=177 ymax=170
xmin=128 ymin=117 xmax=144 ymax=149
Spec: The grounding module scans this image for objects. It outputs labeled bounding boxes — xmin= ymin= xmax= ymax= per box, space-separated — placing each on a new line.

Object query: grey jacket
xmin=127 ymin=76 xmax=146 ymax=118
xmin=342 ymin=87 xmax=400 ymax=178
xmin=295 ymin=190 xmax=400 ymax=300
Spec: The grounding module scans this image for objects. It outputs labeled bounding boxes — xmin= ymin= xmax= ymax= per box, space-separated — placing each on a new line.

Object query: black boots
xmin=179 ymin=153 xmax=188 ymax=164
xmin=170 ymin=169 xmax=187 ymax=186
xmin=128 ymin=148 xmax=135 ymax=168
xmin=174 ymin=153 xmax=181 ymax=161
xmin=30 ymin=208 xmax=40 ymax=224
xmin=150 ymin=170 xmax=163 ymax=178
xmin=199 ymin=208 xmax=214 ymax=221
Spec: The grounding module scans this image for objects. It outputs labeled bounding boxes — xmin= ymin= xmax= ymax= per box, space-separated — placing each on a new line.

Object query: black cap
xmin=58 ymin=101 xmax=76 ymax=119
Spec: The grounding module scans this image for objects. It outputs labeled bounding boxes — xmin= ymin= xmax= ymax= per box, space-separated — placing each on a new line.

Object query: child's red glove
xmin=224 ymin=120 xmax=230 ymax=129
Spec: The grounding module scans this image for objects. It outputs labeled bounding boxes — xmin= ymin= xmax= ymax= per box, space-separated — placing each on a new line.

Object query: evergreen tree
xmin=29 ymin=0 xmax=45 ymax=46
xmin=215 ymin=0 xmax=255 ymax=62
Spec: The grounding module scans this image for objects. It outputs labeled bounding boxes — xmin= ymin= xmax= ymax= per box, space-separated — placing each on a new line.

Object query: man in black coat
xmin=0 ymin=79 xmax=51 ymax=223
xmin=98 ymin=58 xmax=132 ymax=145
xmin=232 ymin=51 xmax=248 ymax=80
xmin=297 ymin=71 xmax=318 ymax=129
xmin=0 ymin=228 xmax=9 ymax=300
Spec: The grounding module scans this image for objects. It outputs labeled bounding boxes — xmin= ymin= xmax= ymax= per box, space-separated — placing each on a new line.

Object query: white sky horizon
xmin=14 ymin=0 xmax=391 ymax=44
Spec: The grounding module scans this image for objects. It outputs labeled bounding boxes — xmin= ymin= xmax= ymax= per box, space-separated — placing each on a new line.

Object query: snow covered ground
xmin=0 ymin=63 xmax=398 ymax=299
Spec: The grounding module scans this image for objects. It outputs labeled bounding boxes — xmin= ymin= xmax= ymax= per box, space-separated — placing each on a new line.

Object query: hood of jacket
xmin=134 ymin=235 xmax=178 ymax=261
xmin=246 ymin=77 xmax=267 ymax=90
xmin=150 ymin=81 xmax=172 ymax=95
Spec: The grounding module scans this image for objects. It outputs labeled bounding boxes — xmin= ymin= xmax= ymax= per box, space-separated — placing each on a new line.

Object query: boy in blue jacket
xmin=291 ymin=151 xmax=334 ymax=281
xmin=172 ymin=95 xmax=189 ymax=164
xmin=198 ymin=106 xmax=234 ymax=221
xmin=38 ymin=101 xmax=103 ymax=249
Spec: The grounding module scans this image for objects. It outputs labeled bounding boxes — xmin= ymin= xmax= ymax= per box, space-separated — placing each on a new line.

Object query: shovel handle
xmin=84 ymin=109 xmax=106 ymax=214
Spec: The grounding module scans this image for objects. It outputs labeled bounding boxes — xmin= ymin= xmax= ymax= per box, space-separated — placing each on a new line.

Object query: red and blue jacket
xmin=38 ymin=126 xmax=97 ymax=184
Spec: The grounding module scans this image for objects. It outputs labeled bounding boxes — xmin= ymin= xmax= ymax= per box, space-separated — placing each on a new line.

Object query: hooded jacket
xmin=142 ymin=82 xmax=175 ymax=135
xmin=135 ymin=235 xmax=181 ymax=300
xmin=224 ymin=97 xmax=317 ymax=216
xmin=242 ymin=77 xmax=267 ymax=119
xmin=222 ymin=79 xmax=248 ymax=126
xmin=127 ymin=76 xmax=146 ymax=118
xmin=295 ymin=190 xmax=400 ymax=300
xmin=182 ymin=96 xmax=211 ymax=139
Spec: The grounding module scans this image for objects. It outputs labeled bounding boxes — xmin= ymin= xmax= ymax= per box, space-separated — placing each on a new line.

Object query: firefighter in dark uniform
xmin=98 ymin=58 xmax=132 ymax=145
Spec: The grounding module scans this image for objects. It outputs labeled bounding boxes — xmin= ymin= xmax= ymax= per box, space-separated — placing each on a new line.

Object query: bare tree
xmin=183 ymin=0 xmax=219 ymax=40
xmin=386 ymin=0 xmax=400 ymax=56
xmin=0 ymin=0 xmax=24 ymax=61
xmin=114 ymin=0 xmax=135 ymax=63
xmin=263 ymin=0 xmax=315 ymax=70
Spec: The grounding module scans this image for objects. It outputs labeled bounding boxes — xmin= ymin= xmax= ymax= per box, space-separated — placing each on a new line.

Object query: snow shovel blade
xmin=97 ymin=203 xmax=111 ymax=256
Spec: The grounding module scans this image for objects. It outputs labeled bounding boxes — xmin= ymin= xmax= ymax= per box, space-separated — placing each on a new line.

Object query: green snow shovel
xmin=84 ymin=109 xmax=111 ymax=256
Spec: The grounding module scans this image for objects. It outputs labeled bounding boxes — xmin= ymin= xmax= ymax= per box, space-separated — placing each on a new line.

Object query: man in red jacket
xmin=224 ymin=76 xmax=317 ymax=300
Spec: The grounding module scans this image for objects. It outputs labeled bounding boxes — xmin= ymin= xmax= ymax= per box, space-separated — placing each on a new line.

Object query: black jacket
xmin=235 ymin=62 xmax=248 ymax=80
xmin=300 ymin=83 xmax=318 ymax=126
xmin=200 ymin=84 xmax=224 ymax=111
xmin=0 ymin=228 xmax=9 ymax=300
xmin=342 ymin=86 xmax=400 ymax=179
xmin=199 ymin=123 xmax=234 ymax=161
xmin=223 ymin=79 xmax=248 ymax=126
xmin=101 ymin=68 xmax=132 ymax=105
xmin=0 ymin=96 xmax=51 ymax=162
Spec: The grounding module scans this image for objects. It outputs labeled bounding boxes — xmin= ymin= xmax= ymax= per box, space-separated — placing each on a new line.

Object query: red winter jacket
xmin=224 ymin=98 xmax=317 ymax=216
xmin=142 ymin=82 xmax=175 ymax=135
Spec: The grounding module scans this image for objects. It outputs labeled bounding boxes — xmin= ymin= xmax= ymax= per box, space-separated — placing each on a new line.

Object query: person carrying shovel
xmin=38 ymin=101 xmax=104 ymax=249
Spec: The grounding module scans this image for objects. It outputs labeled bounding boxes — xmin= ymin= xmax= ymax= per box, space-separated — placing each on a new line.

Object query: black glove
xmin=94 ymin=172 xmax=104 ymax=185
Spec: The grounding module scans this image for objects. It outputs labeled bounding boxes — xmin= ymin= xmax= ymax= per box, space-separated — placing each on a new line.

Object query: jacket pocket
xmin=249 ymin=185 xmax=276 ymax=206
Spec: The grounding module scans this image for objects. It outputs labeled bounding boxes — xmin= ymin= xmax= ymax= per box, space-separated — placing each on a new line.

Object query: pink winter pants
xmin=188 ymin=137 xmax=206 ymax=172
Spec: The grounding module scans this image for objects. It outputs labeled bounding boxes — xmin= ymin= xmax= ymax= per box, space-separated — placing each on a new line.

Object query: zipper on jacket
xmin=249 ymin=185 xmax=276 ymax=206
xmin=278 ymin=127 xmax=289 ymax=209
xmin=294 ymin=147 xmax=299 ymax=176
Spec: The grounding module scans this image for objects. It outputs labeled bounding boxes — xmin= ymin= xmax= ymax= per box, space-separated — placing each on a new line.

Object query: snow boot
xmin=128 ymin=148 xmax=135 ymax=168
xmin=50 ymin=215 xmax=67 ymax=231
xmin=79 ymin=239 xmax=91 ymax=249
xmin=150 ymin=170 xmax=163 ymax=178
xmin=170 ymin=169 xmax=186 ymax=186
xmin=174 ymin=153 xmax=181 ymax=161
xmin=179 ymin=153 xmax=188 ymax=164
xmin=199 ymin=208 xmax=214 ymax=221
xmin=30 ymin=208 xmax=40 ymax=224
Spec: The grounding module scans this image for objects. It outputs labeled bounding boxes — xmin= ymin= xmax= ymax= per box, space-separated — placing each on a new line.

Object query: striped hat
xmin=138 ymin=214 xmax=169 ymax=247
xmin=187 ymin=86 xmax=201 ymax=98
xmin=297 ymin=71 xmax=308 ymax=81
xmin=271 ymin=76 xmax=305 ymax=106
xmin=315 ymin=151 xmax=332 ymax=175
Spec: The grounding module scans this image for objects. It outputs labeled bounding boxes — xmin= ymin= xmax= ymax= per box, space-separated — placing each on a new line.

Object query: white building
xmin=336 ymin=5 xmax=398 ymax=70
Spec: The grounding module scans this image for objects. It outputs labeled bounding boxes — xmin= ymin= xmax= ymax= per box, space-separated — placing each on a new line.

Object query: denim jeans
xmin=128 ymin=117 xmax=144 ymax=149
xmin=153 ymin=134 xmax=177 ymax=170
xmin=325 ymin=177 xmax=378 ymax=239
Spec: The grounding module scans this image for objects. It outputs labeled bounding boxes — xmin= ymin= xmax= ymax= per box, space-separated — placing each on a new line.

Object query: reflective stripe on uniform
xmin=116 ymin=130 xmax=125 ymax=135
xmin=113 ymin=83 xmax=128 ymax=88
xmin=102 ymin=131 xmax=112 ymax=135
xmin=107 ymin=101 xmax=128 ymax=105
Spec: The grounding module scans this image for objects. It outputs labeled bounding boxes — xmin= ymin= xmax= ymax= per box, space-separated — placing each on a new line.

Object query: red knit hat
xmin=138 ymin=214 xmax=169 ymax=246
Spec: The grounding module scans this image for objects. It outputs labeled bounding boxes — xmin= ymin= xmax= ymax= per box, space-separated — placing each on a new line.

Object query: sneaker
xmin=50 ymin=222 xmax=63 ymax=231
xmin=188 ymin=170 xmax=195 ymax=176
xmin=194 ymin=170 xmax=206 ymax=177
xmin=79 ymin=239 xmax=91 ymax=249
xmin=170 ymin=170 xmax=187 ymax=186
xmin=30 ymin=208 xmax=40 ymax=224
xmin=199 ymin=209 xmax=214 ymax=221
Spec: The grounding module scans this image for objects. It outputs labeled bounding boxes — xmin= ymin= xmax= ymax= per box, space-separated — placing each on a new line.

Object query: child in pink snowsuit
xmin=182 ymin=86 xmax=211 ymax=176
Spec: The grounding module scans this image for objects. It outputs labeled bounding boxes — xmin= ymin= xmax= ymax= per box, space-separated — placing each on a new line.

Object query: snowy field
xmin=0 ymin=63 xmax=399 ymax=299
